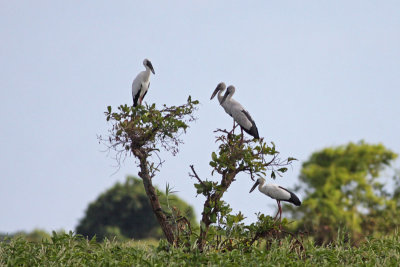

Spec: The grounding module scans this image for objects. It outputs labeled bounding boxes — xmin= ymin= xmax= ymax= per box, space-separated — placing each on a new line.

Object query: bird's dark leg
xmin=277 ymin=200 xmax=283 ymax=230
xmin=229 ymin=120 xmax=236 ymax=136
xmin=274 ymin=200 xmax=280 ymax=220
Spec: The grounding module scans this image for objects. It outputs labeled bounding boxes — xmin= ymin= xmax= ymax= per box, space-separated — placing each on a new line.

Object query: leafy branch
xmin=99 ymin=96 xmax=199 ymax=177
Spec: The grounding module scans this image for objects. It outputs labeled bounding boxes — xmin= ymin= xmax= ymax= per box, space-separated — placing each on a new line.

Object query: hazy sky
xmin=1 ymin=1 xmax=399 ymax=233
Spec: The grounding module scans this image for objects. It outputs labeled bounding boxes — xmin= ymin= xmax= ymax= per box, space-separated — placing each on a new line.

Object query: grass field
xmin=1 ymin=232 xmax=400 ymax=266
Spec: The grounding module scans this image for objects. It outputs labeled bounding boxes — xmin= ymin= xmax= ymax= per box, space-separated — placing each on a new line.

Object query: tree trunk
xmin=198 ymin=171 xmax=237 ymax=250
xmin=198 ymin=199 xmax=212 ymax=250
xmin=136 ymin=152 xmax=175 ymax=245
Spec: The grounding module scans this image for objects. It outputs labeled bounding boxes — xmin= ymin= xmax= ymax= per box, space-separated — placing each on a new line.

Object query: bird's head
xmin=221 ymin=85 xmax=235 ymax=104
xmin=249 ymin=177 xmax=265 ymax=193
xmin=210 ymin=82 xmax=226 ymax=100
xmin=143 ymin=59 xmax=155 ymax=74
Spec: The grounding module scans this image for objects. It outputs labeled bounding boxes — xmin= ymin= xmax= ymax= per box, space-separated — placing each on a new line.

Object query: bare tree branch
xmin=189 ymin=165 xmax=205 ymax=186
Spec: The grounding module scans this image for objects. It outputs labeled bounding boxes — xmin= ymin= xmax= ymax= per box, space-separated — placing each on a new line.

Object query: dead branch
xmin=189 ymin=165 xmax=206 ymax=186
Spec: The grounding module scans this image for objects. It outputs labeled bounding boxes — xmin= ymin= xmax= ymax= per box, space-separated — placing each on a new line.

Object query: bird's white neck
xmin=258 ymin=179 xmax=266 ymax=191
xmin=226 ymin=92 xmax=234 ymax=102
xmin=217 ymin=90 xmax=225 ymax=103
xmin=142 ymin=68 xmax=151 ymax=82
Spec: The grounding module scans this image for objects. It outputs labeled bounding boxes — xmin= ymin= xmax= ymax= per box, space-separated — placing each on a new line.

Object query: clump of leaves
xmin=208 ymin=129 xmax=296 ymax=180
xmin=100 ymin=96 xmax=199 ymax=175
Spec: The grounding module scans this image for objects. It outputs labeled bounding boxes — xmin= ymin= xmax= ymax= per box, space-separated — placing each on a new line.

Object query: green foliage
xmin=76 ymin=176 xmax=197 ymax=241
xmin=289 ymin=141 xmax=399 ymax=244
xmin=101 ymin=97 xmax=199 ymax=174
xmin=361 ymin=169 xmax=400 ymax=237
xmin=1 ymin=232 xmax=400 ymax=266
xmin=208 ymin=134 xmax=293 ymax=180
xmin=202 ymin=213 xmax=293 ymax=251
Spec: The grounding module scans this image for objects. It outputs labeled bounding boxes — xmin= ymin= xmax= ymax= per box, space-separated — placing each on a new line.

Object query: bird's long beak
xmin=249 ymin=180 xmax=260 ymax=193
xmin=147 ymin=61 xmax=155 ymax=74
xmin=220 ymin=90 xmax=229 ymax=104
xmin=210 ymin=87 xmax=220 ymax=100
xmin=210 ymin=83 xmax=224 ymax=100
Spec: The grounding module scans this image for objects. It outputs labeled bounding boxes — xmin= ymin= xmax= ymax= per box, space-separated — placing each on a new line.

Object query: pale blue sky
xmin=1 ymin=1 xmax=399 ymax=233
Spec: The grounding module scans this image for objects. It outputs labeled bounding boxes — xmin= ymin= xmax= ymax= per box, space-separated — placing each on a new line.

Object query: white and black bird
xmin=132 ymin=58 xmax=155 ymax=107
xmin=249 ymin=177 xmax=301 ymax=221
xmin=211 ymin=83 xmax=259 ymax=139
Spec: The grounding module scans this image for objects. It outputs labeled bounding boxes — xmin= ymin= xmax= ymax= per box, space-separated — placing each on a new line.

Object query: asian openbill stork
xmin=132 ymin=58 xmax=155 ymax=107
xmin=249 ymin=177 xmax=301 ymax=221
xmin=212 ymin=84 xmax=259 ymax=139
xmin=211 ymin=82 xmax=239 ymax=130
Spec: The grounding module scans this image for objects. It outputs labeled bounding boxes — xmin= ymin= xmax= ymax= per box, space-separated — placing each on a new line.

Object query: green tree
xmin=76 ymin=176 xmax=197 ymax=241
xmin=361 ymin=169 xmax=400 ymax=237
xmin=289 ymin=141 xmax=398 ymax=244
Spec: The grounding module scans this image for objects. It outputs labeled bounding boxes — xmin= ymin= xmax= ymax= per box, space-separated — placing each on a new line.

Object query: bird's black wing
xmin=278 ymin=186 xmax=301 ymax=206
xmin=133 ymin=84 xmax=142 ymax=107
xmin=241 ymin=109 xmax=255 ymax=123
xmin=241 ymin=110 xmax=260 ymax=139
xmin=142 ymin=82 xmax=149 ymax=101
